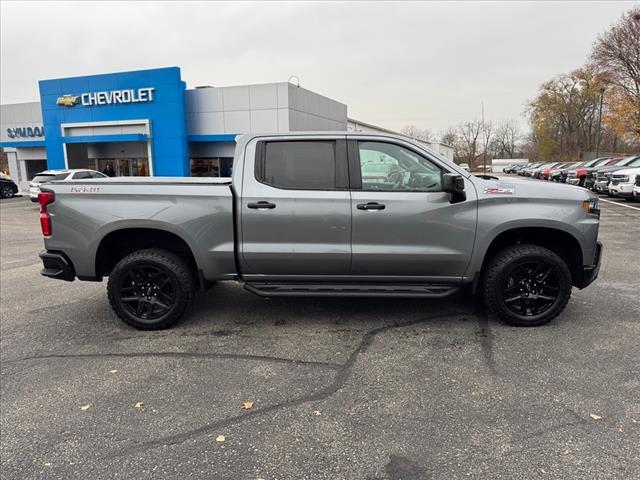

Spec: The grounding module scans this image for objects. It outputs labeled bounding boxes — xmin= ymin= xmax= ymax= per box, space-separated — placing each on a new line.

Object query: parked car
xmin=459 ymin=163 xmax=470 ymax=172
xmin=541 ymin=162 xmax=572 ymax=181
xmin=30 ymin=169 xmax=107 ymax=202
xmin=592 ymin=156 xmax=640 ymax=194
xmin=584 ymin=157 xmax=625 ymax=190
xmin=633 ymin=175 xmax=640 ymax=201
xmin=531 ymin=162 xmax=562 ymax=179
xmin=608 ymin=167 xmax=640 ymax=200
xmin=0 ymin=173 xmax=19 ymax=198
xmin=553 ymin=162 xmax=584 ymax=183
xmin=566 ymin=157 xmax=617 ymax=187
xmin=36 ymin=132 xmax=602 ymax=330
xmin=503 ymin=164 xmax=524 ymax=174
xmin=520 ymin=162 xmax=543 ymax=177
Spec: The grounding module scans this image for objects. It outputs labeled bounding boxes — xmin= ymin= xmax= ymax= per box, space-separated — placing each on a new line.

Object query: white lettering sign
xmin=80 ymin=87 xmax=155 ymax=106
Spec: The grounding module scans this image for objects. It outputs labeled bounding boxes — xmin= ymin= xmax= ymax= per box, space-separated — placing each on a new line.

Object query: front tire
xmin=482 ymin=244 xmax=572 ymax=327
xmin=107 ymin=249 xmax=195 ymax=330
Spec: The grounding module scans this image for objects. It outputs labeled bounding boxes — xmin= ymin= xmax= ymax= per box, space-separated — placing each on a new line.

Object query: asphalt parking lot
xmin=1 ymin=194 xmax=639 ymax=480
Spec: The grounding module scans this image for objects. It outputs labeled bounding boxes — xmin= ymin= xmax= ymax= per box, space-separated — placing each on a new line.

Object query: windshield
xmin=628 ymin=158 xmax=640 ymax=167
xmin=32 ymin=173 xmax=68 ymax=183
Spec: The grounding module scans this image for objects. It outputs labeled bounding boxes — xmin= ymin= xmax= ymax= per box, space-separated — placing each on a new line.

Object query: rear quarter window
xmin=32 ymin=173 xmax=68 ymax=183
xmin=256 ymin=141 xmax=340 ymax=190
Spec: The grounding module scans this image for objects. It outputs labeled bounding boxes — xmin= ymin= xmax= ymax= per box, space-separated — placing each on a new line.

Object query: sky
xmin=0 ymin=1 xmax=635 ymax=135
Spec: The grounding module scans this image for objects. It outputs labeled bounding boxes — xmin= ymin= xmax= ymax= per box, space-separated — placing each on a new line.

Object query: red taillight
xmin=38 ymin=191 xmax=55 ymax=237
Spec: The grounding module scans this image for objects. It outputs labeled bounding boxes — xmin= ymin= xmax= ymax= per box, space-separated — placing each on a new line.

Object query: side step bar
xmin=244 ymin=282 xmax=460 ymax=298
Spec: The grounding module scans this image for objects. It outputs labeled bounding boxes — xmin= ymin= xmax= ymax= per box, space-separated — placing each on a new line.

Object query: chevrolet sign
xmin=56 ymin=88 xmax=155 ymax=107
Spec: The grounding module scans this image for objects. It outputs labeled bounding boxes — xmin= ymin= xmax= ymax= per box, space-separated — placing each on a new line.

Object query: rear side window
xmin=257 ymin=141 xmax=339 ymax=190
xmin=32 ymin=173 xmax=68 ymax=183
xmin=73 ymin=171 xmax=92 ymax=179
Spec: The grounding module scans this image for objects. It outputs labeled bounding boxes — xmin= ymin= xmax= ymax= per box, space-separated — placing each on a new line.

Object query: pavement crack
xmin=104 ymin=309 xmax=473 ymax=458
xmin=476 ymin=310 xmax=497 ymax=376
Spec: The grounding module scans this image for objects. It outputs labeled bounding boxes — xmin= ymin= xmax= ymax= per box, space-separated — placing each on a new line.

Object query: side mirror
xmin=442 ymin=173 xmax=466 ymax=203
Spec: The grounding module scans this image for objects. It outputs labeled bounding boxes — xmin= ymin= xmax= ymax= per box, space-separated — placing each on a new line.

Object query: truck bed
xmin=41 ymin=178 xmax=237 ymax=281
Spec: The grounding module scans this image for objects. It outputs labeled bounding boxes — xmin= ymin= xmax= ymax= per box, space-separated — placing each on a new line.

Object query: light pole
xmin=595 ymin=87 xmax=605 ymax=157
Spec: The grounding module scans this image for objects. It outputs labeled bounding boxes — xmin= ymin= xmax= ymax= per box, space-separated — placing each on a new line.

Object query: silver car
xmin=29 ymin=169 xmax=106 ymax=202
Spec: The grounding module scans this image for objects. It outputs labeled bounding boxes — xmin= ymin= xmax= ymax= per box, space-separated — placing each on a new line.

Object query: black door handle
xmin=357 ymin=202 xmax=386 ymax=210
xmin=248 ymin=201 xmax=276 ymax=209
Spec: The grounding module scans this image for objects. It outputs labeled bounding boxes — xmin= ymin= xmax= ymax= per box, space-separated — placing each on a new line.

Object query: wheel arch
xmin=473 ymin=226 xmax=585 ymax=290
xmin=95 ymin=227 xmax=199 ymax=280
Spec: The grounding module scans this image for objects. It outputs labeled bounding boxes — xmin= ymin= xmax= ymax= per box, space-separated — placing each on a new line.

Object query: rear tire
xmin=0 ymin=185 xmax=14 ymax=198
xmin=107 ymin=248 xmax=195 ymax=330
xmin=482 ymin=244 xmax=572 ymax=327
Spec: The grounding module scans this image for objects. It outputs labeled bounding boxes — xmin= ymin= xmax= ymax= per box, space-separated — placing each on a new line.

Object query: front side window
xmin=358 ymin=141 xmax=442 ymax=192
xmin=258 ymin=141 xmax=337 ymax=190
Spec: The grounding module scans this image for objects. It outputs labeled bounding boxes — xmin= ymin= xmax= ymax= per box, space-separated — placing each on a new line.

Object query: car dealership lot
xmin=1 ymin=195 xmax=638 ymax=479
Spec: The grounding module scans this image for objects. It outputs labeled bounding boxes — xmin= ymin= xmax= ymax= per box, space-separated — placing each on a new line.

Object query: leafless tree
xmin=400 ymin=125 xmax=432 ymax=142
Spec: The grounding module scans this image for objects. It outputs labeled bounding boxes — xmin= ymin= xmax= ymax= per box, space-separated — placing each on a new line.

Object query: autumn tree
xmin=527 ymin=67 xmax=603 ymax=161
xmin=590 ymin=6 xmax=640 ymax=143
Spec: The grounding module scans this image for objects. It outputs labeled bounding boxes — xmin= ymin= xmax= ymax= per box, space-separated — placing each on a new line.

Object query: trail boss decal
xmin=484 ymin=186 xmax=515 ymax=195
xmin=70 ymin=186 xmax=100 ymax=193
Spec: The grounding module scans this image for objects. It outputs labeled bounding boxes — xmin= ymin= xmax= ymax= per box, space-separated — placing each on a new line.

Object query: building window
xmin=190 ymin=158 xmax=233 ymax=177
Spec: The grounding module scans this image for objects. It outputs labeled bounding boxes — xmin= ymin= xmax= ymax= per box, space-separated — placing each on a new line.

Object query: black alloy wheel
xmin=118 ymin=265 xmax=177 ymax=322
xmin=107 ymin=249 xmax=195 ymax=330
xmin=501 ymin=261 xmax=560 ymax=317
xmin=482 ymin=244 xmax=572 ymax=326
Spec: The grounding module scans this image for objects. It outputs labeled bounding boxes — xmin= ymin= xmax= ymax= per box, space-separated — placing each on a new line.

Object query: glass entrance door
xmin=96 ymin=158 xmax=149 ymax=177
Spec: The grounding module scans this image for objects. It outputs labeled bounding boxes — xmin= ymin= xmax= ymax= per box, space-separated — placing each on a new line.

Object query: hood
xmin=611 ymin=167 xmax=640 ymax=176
xmin=473 ymin=176 xmax=594 ymax=202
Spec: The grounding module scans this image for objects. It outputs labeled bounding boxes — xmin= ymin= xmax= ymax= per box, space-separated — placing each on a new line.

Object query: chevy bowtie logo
xmin=56 ymin=95 xmax=79 ymax=107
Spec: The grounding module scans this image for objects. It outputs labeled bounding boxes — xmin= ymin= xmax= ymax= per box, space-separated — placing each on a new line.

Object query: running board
xmin=244 ymin=282 xmax=460 ymax=298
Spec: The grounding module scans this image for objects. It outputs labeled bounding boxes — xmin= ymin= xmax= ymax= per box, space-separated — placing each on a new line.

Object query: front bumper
xmin=39 ymin=250 xmax=75 ymax=281
xmin=609 ymin=183 xmax=634 ymax=197
xmin=593 ymin=180 xmax=610 ymax=192
xmin=578 ymin=241 xmax=602 ymax=289
xmin=566 ymin=177 xmax=581 ymax=185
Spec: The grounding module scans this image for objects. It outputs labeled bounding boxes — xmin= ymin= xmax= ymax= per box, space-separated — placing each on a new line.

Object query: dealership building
xmin=0 ymin=66 xmax=453 ymax=190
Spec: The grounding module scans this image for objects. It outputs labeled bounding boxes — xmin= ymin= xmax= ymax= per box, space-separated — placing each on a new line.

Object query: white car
xmin=608 ymin=167 xmax=640 ymax=200
xmin=29 ymin=169 xmax=107 ymax=202
xmin=633 ymin=178 xmax=640 ymax=201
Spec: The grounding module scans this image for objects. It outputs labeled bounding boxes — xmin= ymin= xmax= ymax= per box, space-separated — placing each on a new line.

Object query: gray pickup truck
xmin=37 ymin=132 xmax=602 ymax=329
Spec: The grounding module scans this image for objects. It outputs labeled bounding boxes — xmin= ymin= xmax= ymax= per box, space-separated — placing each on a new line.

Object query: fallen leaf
xmin=563 ymin=447 xmax=572 ymax=456
xmin=134 ymin=401 xmax=144 ymax=409
xmin=109 ymin=369 xmax=118 ymax=373
xmin=537 ymin=467 xmax=546 ymax=476
xmin=313 ymin=410 xmax=321 ymax=416
xmin=241 ymin=401 xmax=254 ymax=410
xmin=590 ymin=413 xmax=602 ymax=420
xmin=80 ymin=404 xmax=91 ymax=411
xmin=44 ymin=463 xmax=52 ymax=467
xmin=216 ymin=435 xmax=225 ymax=443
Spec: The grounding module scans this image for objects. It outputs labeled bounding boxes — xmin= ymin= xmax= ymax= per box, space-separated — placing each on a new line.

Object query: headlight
xmin=583 ymin=198 xmax=600 ymax=216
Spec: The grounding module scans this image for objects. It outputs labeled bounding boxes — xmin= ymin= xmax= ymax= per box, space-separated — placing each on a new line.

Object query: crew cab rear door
xmin=239 ymin=136 xmax=351 ymax=277
xmin=348 ymin=138 xmax=477 ymax=279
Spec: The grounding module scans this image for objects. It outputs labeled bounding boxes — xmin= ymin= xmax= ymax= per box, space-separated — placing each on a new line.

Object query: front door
xmin=350 ymin=139 xmax=477 ymax=279
xmin=240 ymin=137 xmax=351 ymax=277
